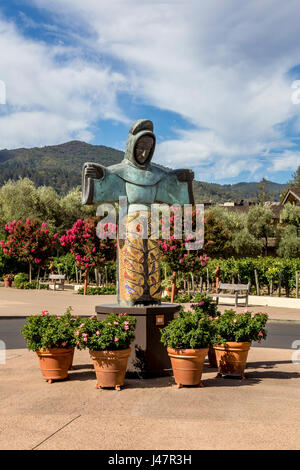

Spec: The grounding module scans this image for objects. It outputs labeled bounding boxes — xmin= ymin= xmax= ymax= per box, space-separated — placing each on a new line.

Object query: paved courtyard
xmin=0 ymin=286 xmax=300 ymax=449
xmin=1 ymin=346 xmax=299 ymax=450
xmin=1 ymin=287 xmax=300 ymax=321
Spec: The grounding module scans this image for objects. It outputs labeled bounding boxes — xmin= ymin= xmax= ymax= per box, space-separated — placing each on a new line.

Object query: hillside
xmin=0 ymin=141 xmax=286 ymax=201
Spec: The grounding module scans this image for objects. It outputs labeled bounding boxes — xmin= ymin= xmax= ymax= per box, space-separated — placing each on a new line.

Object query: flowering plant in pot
xmin=21 ymin=309 xmax=81 ymax=383
xmin=160 ymin=308 xmax=218 ymax=388
xmin=212 ymin=309 xmax=268 ymax=379
xmin=76 ymin=313 xmax=136 ymax=390
xmin=191 ymin=293 xmax=219 ymax=367
xmin=3 ymin=273 xmax=14 ymax=287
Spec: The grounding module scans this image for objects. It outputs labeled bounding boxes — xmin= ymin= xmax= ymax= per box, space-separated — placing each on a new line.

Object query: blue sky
xmin=1 ymin=1 xmax=300 ymax=185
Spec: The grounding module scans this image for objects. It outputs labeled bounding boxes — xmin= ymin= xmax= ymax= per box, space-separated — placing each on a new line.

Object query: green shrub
xmin=212 ymin=309 xmax=268 ymax=344
xmin=21 ymin=308 xmax=82 ymax=351
xmin=14 ymin=273 xmax=29 ymax=288
xmin=77 ymin=284 xmax=117 ymax=295
xmin=76 ymin=313 xmax=136 ymax=351
xmin=160 ymin=308 xmax=218 ymax=349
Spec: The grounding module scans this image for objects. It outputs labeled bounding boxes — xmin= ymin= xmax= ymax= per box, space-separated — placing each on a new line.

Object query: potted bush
xmin=191 ymin=294 xmax=219 ymax=367
xmin=212 ymin=309 xmax=268 ymax=379
xmin=21 ymin=309 xmax=80 ymax=383
xmin=77 ymin=313 xmax=136 ymax=390
xmin=160 ymin=308 xmax=217 ymax=388
xmin=3 ymin=273 xmax=14 ymax=287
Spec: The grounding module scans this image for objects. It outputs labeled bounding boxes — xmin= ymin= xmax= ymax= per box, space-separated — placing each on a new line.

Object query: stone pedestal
xmin=95 ymin=303 xmax=180 ymax=377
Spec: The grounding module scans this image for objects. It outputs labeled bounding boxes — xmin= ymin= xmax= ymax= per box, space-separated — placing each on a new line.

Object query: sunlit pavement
xmin=0 ymin=346 xmax=299 ymax=450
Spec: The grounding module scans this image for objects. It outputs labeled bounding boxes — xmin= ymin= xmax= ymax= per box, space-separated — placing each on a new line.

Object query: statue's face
xmin=135 ymin=136 xmax=154 ymax=164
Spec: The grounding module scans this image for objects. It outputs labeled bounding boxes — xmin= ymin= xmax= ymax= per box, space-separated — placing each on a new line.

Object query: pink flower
xmin=83 ymin=337 xmax=88 ymax=342
xmin=244 ymin=309 xmax=248 ymax=313
xmin=209 ymin=316 xmax=213 ymax=321
xmin=62 ymin=342 xmax=67 ymax=347
xmin=215 ymin=316 xmax=219 ymax=321
xmin=75 ymin=330 xmax=80 ymax=336
xmin=41 ymin=310 xmax=48 ymax=316
xmin=258 ymin=340 xmax=262 ymax=344
xmin=114 ymin=337 xmax=119 ymax=342
xmin=113 ymin=321 xmax=119 ymax=325
xmin=233 ymin=319 xmax=237 ymax=323
xmin=124 ymin=325 xmax=129 ymax=330
xmin=96 ymin=330 xmax=100 ymax=335
xmin=79 ymin=323 xmax=85 ymax=328
xmin=198 ymin=301 xmax=204 ymax=306
xmin=82 ymin=333 xmax=87 ymax=337
xmin=258 ymin=331 xmax=263 ymax=337
xmin=89 ymin=315 xmax=96 ymax=319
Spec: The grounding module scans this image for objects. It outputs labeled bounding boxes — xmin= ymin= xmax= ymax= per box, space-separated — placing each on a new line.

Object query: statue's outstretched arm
xmin=82 ymin=162 xmax=105 ymax=205
xmin=172 ymin=168 xmax=194 ymax=182
xmin=82 ymin=162 xmax=126 ymax=205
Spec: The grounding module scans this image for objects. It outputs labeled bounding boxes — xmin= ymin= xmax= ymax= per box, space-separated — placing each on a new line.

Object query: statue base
xmin=95 ymin=303 xmax=180 ymax=377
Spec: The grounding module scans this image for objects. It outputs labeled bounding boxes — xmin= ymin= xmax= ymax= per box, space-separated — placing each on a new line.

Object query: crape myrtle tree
xmin=158 ymin=206 xmax=210 ymax=299
xmin=60 ymin=217 xmax=117 ymax=295
xmin=0 ymin=218 xmax=57 ymax=282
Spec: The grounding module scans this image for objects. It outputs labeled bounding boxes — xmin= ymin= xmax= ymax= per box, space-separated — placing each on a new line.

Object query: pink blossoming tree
xmin=0 ymin=218 xmax=57 ymax=282
xmin=60 ymin=217 xmax=116 ymax=294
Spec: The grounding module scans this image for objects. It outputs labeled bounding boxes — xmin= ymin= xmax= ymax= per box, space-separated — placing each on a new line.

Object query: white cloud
xmin=0 ymin=16 xmax=129 ymax=148
xmin=4 ymin=1 xmax=300 ymax=180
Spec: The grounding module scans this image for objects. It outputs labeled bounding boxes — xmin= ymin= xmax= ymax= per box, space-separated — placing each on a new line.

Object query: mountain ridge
xmin=0 ymin=141 xmax=287 ymax=202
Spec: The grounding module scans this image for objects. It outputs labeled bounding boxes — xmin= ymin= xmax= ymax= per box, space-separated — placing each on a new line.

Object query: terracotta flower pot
xmin=36 ymin=347 xmax=74 ymax=383
xmin=4 ymin=279 xmax=12 ymax=287
xmin=213 ymin=341 xmax=251 ymax=379
xmin=207 ymin=345 xmax=217 ymax=368
xmin=68 ymin=347 xmax=75 ymax=370
xmin=167 ymin=347 xmax=209 ymax=388
xmin=89 ymin=348 xmax=131 ymax=391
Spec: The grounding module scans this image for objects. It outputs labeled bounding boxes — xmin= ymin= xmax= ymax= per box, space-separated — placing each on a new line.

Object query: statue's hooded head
xmin=124 ymin=119 xmax=156 ymax=169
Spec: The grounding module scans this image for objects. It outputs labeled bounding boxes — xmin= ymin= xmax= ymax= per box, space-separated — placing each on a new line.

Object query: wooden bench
xmin=48 ymin=274 xmax=65 ymax=291
xmin=207 ymin=282 xmax=250 ymax=307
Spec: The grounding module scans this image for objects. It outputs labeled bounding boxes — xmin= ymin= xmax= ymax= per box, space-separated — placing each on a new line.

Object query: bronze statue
xmin=82 ymin=119 xmax=194 ymax=306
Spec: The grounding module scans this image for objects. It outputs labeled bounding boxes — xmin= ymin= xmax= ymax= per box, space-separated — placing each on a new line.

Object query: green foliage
xmin=277 ymin=225 xmax=300 ymax=258
xmin=77 ymin=284 xmax=117 ymax=295
xmin=212 ymin=309 xmax=268 ymax=344
xmin=160 ymin=308 xmax=218 ymax=349
xmin=21 ymin=308 xmax=81 ymax=351
xmin=14 ymin=272 xmax=29 ymax=288
xmin=76 ymin=313 xmax=136 ymax=351
xmin=191 ymin=293 xmax=219 ymax=317
xmin=206 ymin=256 xmax=300 ymax=293
xmin=204 ymin=210 xmax=233 ymax=258
xmin=247 ymin=205 xmax=275 ymax=255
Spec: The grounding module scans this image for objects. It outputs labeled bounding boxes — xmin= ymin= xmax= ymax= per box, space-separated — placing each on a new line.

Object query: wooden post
xmin=270 ymin=280 xmax=273 ymax=296
xmin=214 ymin=266 xmax=220 ymax=292
xmin=200 ymin=276 xmax=203 ymax=293
xmin=171 ymin=272 xmax=177 ymax=304
xmin=75 ymin=265 xmax=79 ymax=284
xmin=105 ymin=266 xmax=108 ymax=285
xmin=296 ymin=271 xmax=299 ymax=299
xmin=206 ymin=268 xmax=210 ymax=292
xmin=254 ymin=269 xmax=260 ymax=296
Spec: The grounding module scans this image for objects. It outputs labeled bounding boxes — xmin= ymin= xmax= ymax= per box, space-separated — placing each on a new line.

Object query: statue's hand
xmin=84 ymin=162 xmax=105 ymax=180
xmin=174 ymin=169 xmax=194 ymax=182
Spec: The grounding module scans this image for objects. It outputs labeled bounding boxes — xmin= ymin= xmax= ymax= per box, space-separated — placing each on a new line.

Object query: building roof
xmin=281 ymin=187 xmax=300 ymax=205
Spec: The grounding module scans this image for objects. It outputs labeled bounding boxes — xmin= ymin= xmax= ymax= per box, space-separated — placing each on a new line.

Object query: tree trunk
xmin=29 ymin=263 xmax=32 ymax=283
xmin=84 ymin=269 xmax=89 ymax=296
xmin=171 ymin=272 xmax=177 ymax=304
